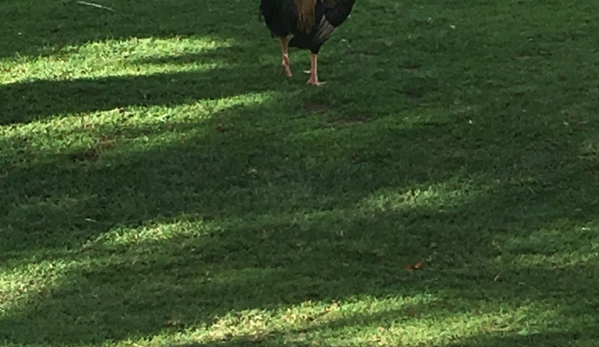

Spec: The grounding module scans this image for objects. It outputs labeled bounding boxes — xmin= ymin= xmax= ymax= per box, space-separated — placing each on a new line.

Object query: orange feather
xmin=294 ymin=0 xmax=317 ymax=32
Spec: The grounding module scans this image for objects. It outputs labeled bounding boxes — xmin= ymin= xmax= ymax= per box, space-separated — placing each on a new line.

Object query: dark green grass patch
xmin=1 ymin=0 xmax=599 ymax=346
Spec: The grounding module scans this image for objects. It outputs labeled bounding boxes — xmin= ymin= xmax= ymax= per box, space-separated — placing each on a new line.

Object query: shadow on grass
xmin=0 ymin=42 xmax=279 ymax=125
xmin=170 ymin=322 xmax=599 ymax=346
xmin=1 ymin=89 xmax=598 ymax=345
xmin=0 ymin=0 xmax=258 ymax=59
xmin=3 ymin=86 xmax=597 ymax=253
xmin=439 ymin=326 xmax=599 ymax=347
xmin=2 ymin=1 xmax=599 ymax=346
xmin=3 ymin=205 xmax=598 ymax=345
xmin=0 ymin=0 xmax=291 ymax=126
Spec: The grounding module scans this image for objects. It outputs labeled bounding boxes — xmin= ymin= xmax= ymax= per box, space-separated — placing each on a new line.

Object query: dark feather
xmin=259 ymin=0 xmax=299 ymax=38
xmin=260 ymin=0 xmax=356 ymax=54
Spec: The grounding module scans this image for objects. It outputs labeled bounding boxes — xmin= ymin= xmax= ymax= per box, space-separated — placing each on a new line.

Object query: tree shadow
xmin=169 ymin=321 xmax=599 ymax=346
xmin=4 ymin=203 xmax=597 ymax=345
xmin=2 ymin=0 xmax=599 ymax=346
xmin=0 ymin=0 xmax=260 ymax=59
xmin=0 ymin=44 xmax=277 ymax=125
xmin=3 ymin=85 xmax=597 ymax=254
xmin=1 ymin=91 xmax=598 ymax=344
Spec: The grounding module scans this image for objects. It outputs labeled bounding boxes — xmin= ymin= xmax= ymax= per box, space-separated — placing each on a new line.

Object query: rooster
xmin=259 ymin=0 xmax=356 ymax=86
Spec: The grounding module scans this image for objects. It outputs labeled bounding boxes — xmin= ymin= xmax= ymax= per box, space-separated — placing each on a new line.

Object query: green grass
xmin=1 ymin=0 xmax=599 ymax=346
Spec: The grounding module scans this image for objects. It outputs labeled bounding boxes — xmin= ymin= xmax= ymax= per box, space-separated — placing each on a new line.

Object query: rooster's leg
xmin=280 ymin=37 xmax=292 ymax=78
xmin=307 ymin=53 xmax=325 ymax=86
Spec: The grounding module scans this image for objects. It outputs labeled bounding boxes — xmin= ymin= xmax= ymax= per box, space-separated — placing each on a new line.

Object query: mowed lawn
xmin=1 ymin=0 xmax=599 ymax=346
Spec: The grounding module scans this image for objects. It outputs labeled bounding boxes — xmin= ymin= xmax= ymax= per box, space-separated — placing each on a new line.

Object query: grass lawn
xmin=1 ymin=0 xmax=599 ymax=346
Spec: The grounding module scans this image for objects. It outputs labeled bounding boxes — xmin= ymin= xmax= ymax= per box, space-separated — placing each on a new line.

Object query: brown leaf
xmin=405 ymin=259 xmax=425 ymax=270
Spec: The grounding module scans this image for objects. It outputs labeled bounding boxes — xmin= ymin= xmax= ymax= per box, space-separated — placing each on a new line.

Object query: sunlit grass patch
xmin=494 ymin=220 xmax=599 ymax=268
xmin=68 ymin=294 xmax=572 ymax=347
xmin=0 ymin=36 xmax=234 ymax=84
xmin=0 ymin=91 xmax=277 ymax=167
xmin=358 ymin=179 xmax=493 ymax=212
xmin=93 ymin=219 xmax=210 ymax=247
xmin=0 ymin=260 xmax=70 ymax=315
xmin=2 ymin=0 xmax=599 ymax=346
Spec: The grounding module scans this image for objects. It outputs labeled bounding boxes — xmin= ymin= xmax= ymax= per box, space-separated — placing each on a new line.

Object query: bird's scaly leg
xmin=280 ymin=37 xmax=292 ymax=78
xmin=307 ymin=53 xmax=325 ymax=86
